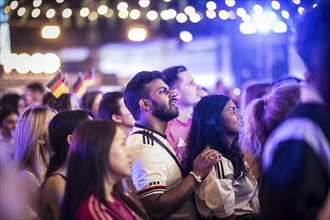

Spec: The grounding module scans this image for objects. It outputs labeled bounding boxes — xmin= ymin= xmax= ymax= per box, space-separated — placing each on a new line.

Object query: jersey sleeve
xmin=130 ymin=142 xmax=168 ymax=199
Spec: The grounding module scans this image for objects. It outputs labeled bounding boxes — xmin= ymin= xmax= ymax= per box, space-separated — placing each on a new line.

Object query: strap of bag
xmin=132 ymin=130 xmax=184 ymax=175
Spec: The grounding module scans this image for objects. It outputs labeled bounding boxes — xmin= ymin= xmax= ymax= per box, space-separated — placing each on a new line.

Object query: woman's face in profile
xmin=221 ymin=100 xmax=241 ymax=134
xmin=108 ymin=127 xmax=132 ymax=179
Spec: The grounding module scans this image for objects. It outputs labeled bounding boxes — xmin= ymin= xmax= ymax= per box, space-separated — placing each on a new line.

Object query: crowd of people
xmin=0 ymin=3 xmax=329 ymax=220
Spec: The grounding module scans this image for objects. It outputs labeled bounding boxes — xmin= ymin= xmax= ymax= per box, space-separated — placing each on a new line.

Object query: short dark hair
xmin=80 ymin=90 xmax=102 ymax=112
xmin=124 ymin=71 xmax=162 ymax=120
xmin=160 ymin=65 xmax=187 ymax=89
xmin=0 ymin=93 xmax=23 ymax=114
xmin=98 ymin=92 xmax=123 ymax=120
xmin=0 ymin=105 xmax=17 ymax=124
xmin=26 ymin=82 xmax=45 ymax=93
xmin=42 ymin=92 xmax=72 ymax=112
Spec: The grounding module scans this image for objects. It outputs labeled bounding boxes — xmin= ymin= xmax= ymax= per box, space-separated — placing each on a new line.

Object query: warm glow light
xmin=105 ymin=8 xmax=114 ymax=18
xmin=10 ymin=1 xmax=19 ymax=10
xmin=16 ymin=53 xmax=31 ymax=74
xmin=88 ymin=11 xmax=98 ymax=21
xmin=167 ymin=9 xmax=177 ymax=19
xmin=176 ymin=13 xmax=188 ymax=23
xmin=190 ymin=13 xmax=201 ymax=23
xmin=293 ymin=0 xmax=300 ymax=5
xmin=147 ymin=10 xmax=158 ymax=20
xmin=30 ymin=53 xmax=44 ymax=74
xmin=239 ymin=22 xmax=256 ymax=34
xmin=271 ymin=1 xmax=280 ymax=10
xmin=298 ymin=7 xmax=305 ymax=14
xmin=80 ymin=7 xmax=90 ymax=17
xmin=128 ymin=27 xmax=147 ymax=41
xmin=4 ymin=53 xmax=61 ymax=74
xmin=31 ymin=8 xmax=41 ymax=18
xmin=139 ymin=0 xmax=150 ymax=8
xmin=3 ymin=54 xmax=17 ymax=73
xmin=62 ymin=8 xmax=72 ymax=18
xmin=184 ymin=6 xmax=195 ymax=16
xmin=17 ymin=7 xmax=26 ymax=17
xmin=206 ymin=1 xmax=217 ymax=11
xmin=33 ymin=0 xmax=42 ymax=8
xmin=253 ymin=5 xmax=263 ymax=13
xmin=225 ymin=0 xmax=235 ymax=7
xmin=180 ymin=31 xmax=193 ymax=43
xmin=206 ymin=10 xmax=216 ymax=19
xmin=236 ymin=8 xmax=246 ymax=17
xmin=272 ymin=21 xmax=287 ymax=33
xmin=253 ymin=13 xmax=271 ymax=32
xmin=117 ymin=2 xmax=128 ymax=11
xmin=130 ymin=9 xmax=141 ymax=19
xmin=281 ymin=10 xmax=290 ymax=19
xmin=118 ymin=10 xmax=129 ymax=19
xmin=267 ymin=11 xmax=277 ymax=21
xmin=242 ymin=14 xmax=251 ymax=22
xmin=46 ymin=9 xmax=56 ymax=18
xmin=97 ymin=5 xmax=108 ymax=15
xmin=56 ymin=0 xmax=64 ymax=3
xmin=219 ymin=10 xmax=229 ymax=20
xmin=4 ymin=6 xmax=10 ymax=14
xmin=41 ymin=25 xmax=60 ymax=39
xmin=160 ymin=10 xmax=170 ymax=20
xmin=43 ymin=53 xmax=61 ymax=74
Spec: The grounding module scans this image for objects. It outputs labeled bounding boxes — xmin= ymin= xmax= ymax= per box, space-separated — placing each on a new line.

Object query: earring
xmin=38 ymin=140 xmax=45 ymax=145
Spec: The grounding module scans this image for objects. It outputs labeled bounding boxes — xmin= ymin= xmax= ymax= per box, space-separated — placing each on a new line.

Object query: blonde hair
xmin=14 ymin=103 xmax=57 ymax=175
xmin=239 ymin=84 xmax=301 ymax=178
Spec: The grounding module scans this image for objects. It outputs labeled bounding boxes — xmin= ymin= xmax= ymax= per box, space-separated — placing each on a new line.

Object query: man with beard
xmin=123 ymin=71 xmax=221 ymax=219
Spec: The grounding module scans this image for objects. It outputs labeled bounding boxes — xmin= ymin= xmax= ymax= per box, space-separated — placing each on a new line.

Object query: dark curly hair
xmin=124 ymin=71 xmax=162 ymax=120
xmin=42 ymin=92 xmax=72 ymax=112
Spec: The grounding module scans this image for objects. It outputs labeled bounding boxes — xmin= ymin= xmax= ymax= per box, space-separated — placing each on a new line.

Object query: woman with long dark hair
xmin=38 ymin=110 xmax=91 ymax=220
xmin=61 ymin=120 xmax=147 ymax=220
xmin=184 ymin=95 xmax=260 ymax=219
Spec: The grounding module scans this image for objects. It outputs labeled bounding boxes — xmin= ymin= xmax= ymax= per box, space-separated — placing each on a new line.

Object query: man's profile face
xmin=144 ymin=78 xmax=179 ymax=122
xmin=176 ymin=71 xmax=201 ymax=107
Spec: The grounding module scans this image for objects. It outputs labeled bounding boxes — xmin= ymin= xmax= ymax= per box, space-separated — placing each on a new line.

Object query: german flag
xmin=72 ymin=74 xmax=87 ymax=98
xmin=62 ymin=74 xmax=70 ymax=94
xmin=47 ymin=72 xmax=69 ymax=98
xmin=84 ymin=69 xmax=95 ymax=87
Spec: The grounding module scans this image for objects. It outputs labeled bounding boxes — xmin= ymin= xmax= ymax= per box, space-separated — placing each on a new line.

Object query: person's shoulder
xmin=44 ymin=175 xmax=66 ymax=192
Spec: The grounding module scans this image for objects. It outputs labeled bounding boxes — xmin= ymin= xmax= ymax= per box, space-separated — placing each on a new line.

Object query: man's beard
xmin=151 ymin=100 xmax=179 ymax=122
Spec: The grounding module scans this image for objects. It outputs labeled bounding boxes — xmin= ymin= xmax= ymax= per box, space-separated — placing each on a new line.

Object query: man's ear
xmin=112 ymin=114 xmax=122 ymax=123
xmin=139 ymin=99 xmax=151 ymax=110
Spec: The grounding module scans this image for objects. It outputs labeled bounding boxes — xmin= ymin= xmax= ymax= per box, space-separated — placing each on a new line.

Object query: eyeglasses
xmin=224 ymin=107 xmax=240 ymax=115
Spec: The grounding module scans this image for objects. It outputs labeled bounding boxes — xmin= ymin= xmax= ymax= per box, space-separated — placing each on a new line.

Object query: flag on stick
xmin=62 ymin=74 xmax=70 ymax=94
xmin=47 ymin=72 xmax=69 ymax=98
xmin=72 ymin=73 xmax=87 ymax=98
xmin=84 ymin=69 xmax=95 ymax=87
